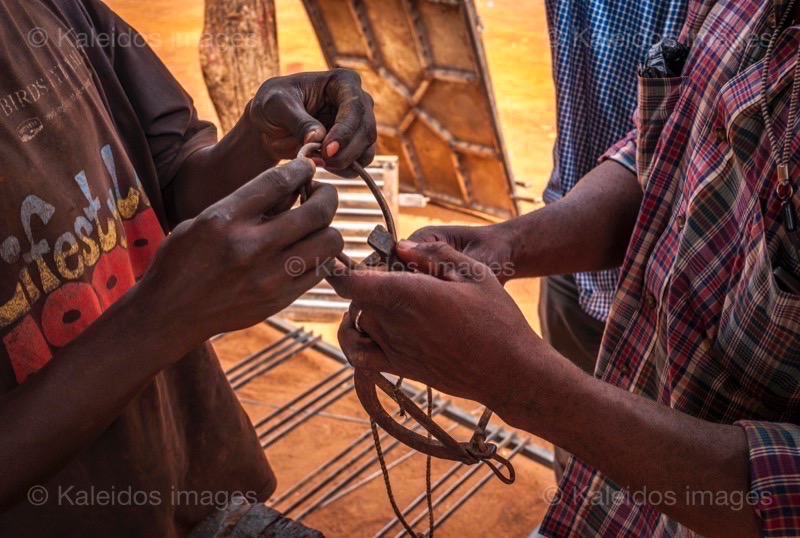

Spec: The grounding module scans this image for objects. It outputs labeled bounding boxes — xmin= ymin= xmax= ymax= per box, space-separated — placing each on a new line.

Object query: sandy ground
xmin=214 ymin=323 xmax=557 ymax=536
xmin=104 ymin=1 xmax=558 ymax=535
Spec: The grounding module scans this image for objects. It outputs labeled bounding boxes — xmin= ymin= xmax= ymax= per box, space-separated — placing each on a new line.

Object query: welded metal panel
xmin=301 ymin=0 xmax=518 ymax=219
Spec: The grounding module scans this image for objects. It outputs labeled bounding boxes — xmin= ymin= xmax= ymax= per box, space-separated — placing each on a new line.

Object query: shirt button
xmin=619 ymin=364 xmax=631 ymax=376
xmin=768 ymin=11 xmax=777 ymax=28
xmin=713 ymin=125 xmax=728 ymax=143
xmin=645 ymin=294 xmax=657 ymax=309
xmin=676 ymin=215 xmax=686 ymax=229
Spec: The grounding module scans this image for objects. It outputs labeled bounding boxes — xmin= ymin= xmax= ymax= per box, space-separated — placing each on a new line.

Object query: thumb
xmin=396 ymin=241 xmax=492 ymax=283
xmin=286 ymin=99 xmax=327 ymax=145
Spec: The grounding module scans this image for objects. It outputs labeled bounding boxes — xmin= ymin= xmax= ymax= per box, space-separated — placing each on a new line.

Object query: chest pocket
xmin=714 ymin=206 xmax=800 ymax=420
xmin=636 ymin=75 xmax=687 ymax=189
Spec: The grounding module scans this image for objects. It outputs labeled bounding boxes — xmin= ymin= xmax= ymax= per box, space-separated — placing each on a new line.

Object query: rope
xmin=370 ymin=386 xmax=436 ymax=538
xmin=425 ymin=386 xmax=435 ymax=537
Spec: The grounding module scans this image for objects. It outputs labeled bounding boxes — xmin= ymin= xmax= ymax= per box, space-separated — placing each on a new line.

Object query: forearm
xmin=496 ymin=349 xmax=758 ymax=538
xmin=164 ymin=101 xmax=278 ymax=225
xmin=0 ymin=281 xmax=199 ymax=511
xmin=501 ymin=160 xmax=641 ymax=279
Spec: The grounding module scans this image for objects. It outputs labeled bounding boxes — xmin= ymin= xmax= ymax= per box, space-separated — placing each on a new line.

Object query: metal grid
xmin=215 ymin=318 xmax=553 ymax=536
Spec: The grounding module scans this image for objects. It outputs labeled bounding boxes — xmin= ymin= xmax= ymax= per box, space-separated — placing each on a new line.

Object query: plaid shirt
xmin=540 ymin=0 xmax=800 ymax=536
xmin=544 ymin=0 xmax=688 ymax=321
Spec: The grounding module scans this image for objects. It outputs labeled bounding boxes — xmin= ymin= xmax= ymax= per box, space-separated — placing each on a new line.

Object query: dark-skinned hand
xmin=329 ymin=241 xmax=542 ymax=411
xmin=408 ymin=224 xmax=516 ymax=283
xmin=139 ymin=157 xmax=343 ymax=343
xmin=250 ymin=69 xmax=377 ymax=177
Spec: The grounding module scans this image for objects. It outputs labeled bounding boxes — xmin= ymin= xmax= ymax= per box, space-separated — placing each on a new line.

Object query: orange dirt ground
xmin=105 ymin=1 xmax=559 ymax=535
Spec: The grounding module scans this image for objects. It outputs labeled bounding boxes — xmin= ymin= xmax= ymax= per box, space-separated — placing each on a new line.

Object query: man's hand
xmin=167 ymin=69 xmax=376 ymax=224
xmin=142 ymin=157 xmax=343 ymax=343
xmin=329 ymin=240 xmax=540 ymax=409
xmin=408 ymin=224 xmax=517 ymax=283
xmin=330 ymin=240 xmax=761 ymax=538
xmin=250 ymin=69 xmax=377 ymax=176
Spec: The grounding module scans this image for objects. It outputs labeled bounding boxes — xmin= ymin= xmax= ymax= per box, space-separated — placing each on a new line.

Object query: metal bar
xmin=292 ymin=402 xmax=451 ymax=521
xmin=285 ymin=400 xmax=448 ymax=517
xmin=376 ymin=426 xmax=503 ymax=536
xmin=384 ymin=432 xmax=509 ymax=536
xmin=395 ymin=434 xmax=519 ymax=537
xmin=261 ymin=381 xmax=355 ymax=448
xmin=438 ymin=404 xmax=554 ymax=468
xmin=228 ymin=331 xmax=309 ymax=384
xmin=225 ymin=328 xmax=303 ymax=376
xmin=319 ymin=421 xmax=463 ymax=510
xmin=432 ymin=439 xmax=530 ymax=531
xmin=265 ymin=318 xmax=351 ymax=366
xmin=270 ymin=387 xmax=430 ymax=507
xmin=256 ymin=373 xmax=351 ymax=439
xmin=231 ymin=336 xmax=320 ymax=390
xmin=252 ymin=366 xmax=351 ymax=431
xmin=228 ymin=332 xmax=313 ymax=383
xmin=263 ymin=318 xmax=554 ymax=468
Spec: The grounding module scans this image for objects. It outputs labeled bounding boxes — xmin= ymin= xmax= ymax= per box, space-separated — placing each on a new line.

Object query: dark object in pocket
xmin=639 ymin=38 xmax=690 ymax=78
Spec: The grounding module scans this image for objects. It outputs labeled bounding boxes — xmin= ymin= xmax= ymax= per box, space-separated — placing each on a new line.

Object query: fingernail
xmin=326 ymin=141 xmax=340 ymax=157
xmin=397 ymin=240 xmax=418 ymax=250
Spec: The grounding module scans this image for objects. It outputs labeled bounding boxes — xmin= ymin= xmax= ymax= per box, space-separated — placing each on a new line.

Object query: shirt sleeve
xmin=737 ymin=421 xmax=800 ymax=537
xmin=80 ymin=0 xmax=218 ymax=189
xmin=599 ymin=128 xmax=637 ymax=175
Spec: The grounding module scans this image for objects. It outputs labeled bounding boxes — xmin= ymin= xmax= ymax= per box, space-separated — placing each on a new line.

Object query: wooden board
xmin=300 ymin=0 xmax=519 ymax=219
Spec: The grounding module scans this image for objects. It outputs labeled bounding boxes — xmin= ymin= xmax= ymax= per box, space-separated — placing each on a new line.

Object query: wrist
xmin=127 ymin=272 xmax=209 ymax=360
xmin=490 ymin=219 xmax=525 ymax=279
xmin=490 ymin=339 xmax=590 ymax=437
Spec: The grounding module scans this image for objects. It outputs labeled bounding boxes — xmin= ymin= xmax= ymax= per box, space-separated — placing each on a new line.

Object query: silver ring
xmin=354 ymin=309 xmax=365 ymax=334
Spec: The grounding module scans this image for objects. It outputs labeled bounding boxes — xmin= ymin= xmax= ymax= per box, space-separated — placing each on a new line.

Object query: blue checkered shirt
xmin=543 ymin=0 xmax=688 ymax=321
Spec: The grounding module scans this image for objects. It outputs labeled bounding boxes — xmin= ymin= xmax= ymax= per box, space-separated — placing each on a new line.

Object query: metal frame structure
xmin=216 ymin=318 xmax=554 ymax=536
xmin=300 ymin=0 xmax=519 ymax=220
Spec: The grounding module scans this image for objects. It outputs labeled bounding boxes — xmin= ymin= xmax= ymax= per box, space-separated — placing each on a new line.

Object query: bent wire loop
xmin=297 ymin=143 xmax=515 ymax=484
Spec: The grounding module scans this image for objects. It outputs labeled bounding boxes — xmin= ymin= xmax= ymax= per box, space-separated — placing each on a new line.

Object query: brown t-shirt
xmin=0 ymin=0 xmax=275 ymax=535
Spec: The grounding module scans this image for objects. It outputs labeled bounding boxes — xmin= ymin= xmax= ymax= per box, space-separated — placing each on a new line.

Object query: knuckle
xmin=259 ymin=229 xmax=279 ymax=252
xmin=263 ymin=86 xmax=291 ymax=108
xmin=335 ymin=68 xmax=361 ymax=86
xmin=195 ymin=207 xmax=233 ymax=233
xmin=408 ymin=226 xmax=434 ymax=241
xmin=348 ymin=96 xmax=366 ymax=117
xmin=425 ymin=241 xmax=449 ymax=255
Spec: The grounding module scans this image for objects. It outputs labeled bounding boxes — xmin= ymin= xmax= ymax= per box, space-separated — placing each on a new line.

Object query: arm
xmin=409 ymin=159 xmax=641 ymax=281
xmin=331 ymin=243 xmax=762 ymax=538
xmin=499 ymin=345 xmax=758 ymax=538
xmin=88 ymin=1 xmax=376 ymax=227
xmin=0 ymin=160 xmax=343 ymax=511
xmin=502 ymin=159 xmax=641 ymax=278
xmin=164 ymin=70 xmax=377 ymax=225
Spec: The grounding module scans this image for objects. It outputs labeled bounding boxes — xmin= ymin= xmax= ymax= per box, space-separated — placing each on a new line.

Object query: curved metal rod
xmin=296 ymin=143 xmax=514 ymax=482
xmin=354 ymin=369 xmax=475 ymax=464
xmin=298 ymin=142 xmax=397 ymax=271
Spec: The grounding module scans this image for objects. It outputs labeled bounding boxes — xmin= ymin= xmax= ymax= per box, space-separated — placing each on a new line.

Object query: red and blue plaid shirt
xmin=540 ymin=0 xmax=800 ymax=536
